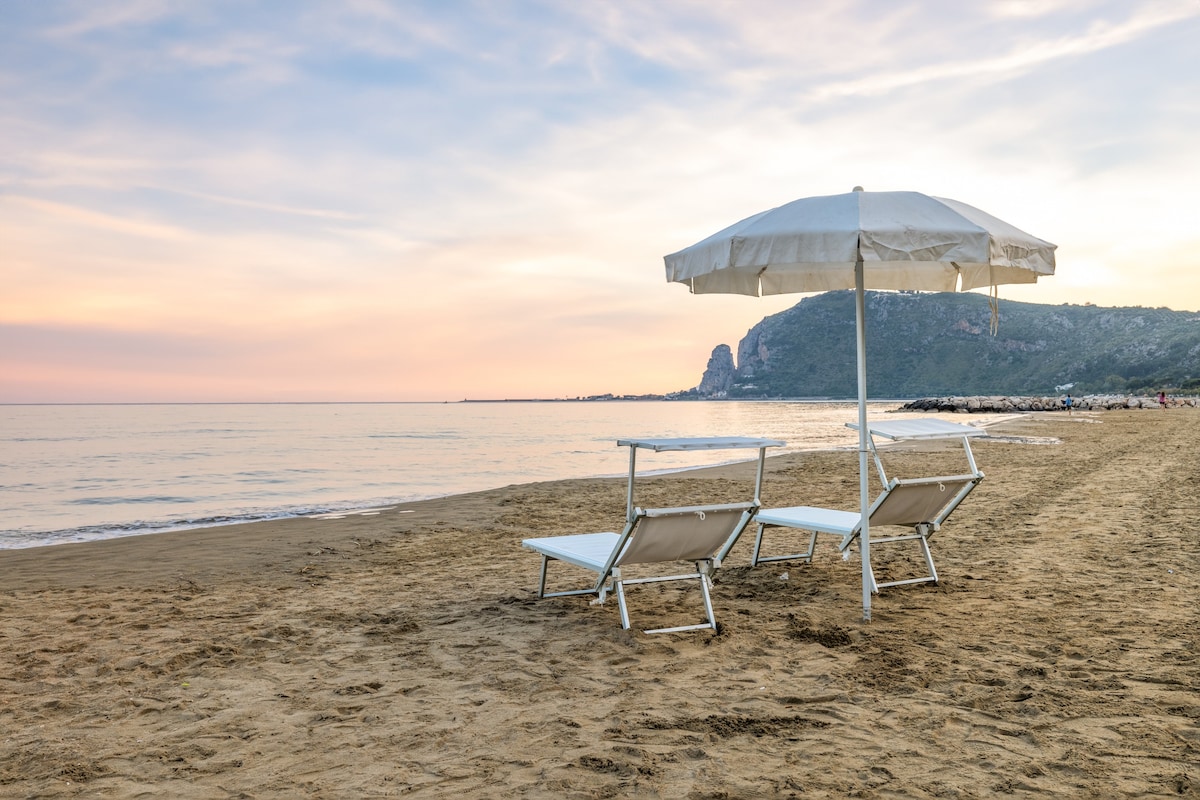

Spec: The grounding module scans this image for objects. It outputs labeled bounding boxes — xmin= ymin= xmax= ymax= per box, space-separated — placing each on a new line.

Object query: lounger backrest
xmin=616 ymin=503 xmax=754 ymax=565
xmin=870 ymin=476 xmax=978 ymax=528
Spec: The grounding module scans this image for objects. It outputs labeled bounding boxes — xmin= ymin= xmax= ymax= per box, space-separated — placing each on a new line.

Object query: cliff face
xmin=735 ymin=325 xmax=769 ymax=380
xmin=688 ymin=291 xmax=1200 ymax=398
xmin=696 ymin=344 xmax=735 ymax=397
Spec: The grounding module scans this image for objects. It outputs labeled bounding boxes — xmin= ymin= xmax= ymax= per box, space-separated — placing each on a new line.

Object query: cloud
xmin=42 ymin=0 xmax=174 ymax=38
xmin=3 ymin=1 xmax=1200 ymax=401
xmin=6 ymin=196 xmax=190 ymax=240
xmin=803 ymin=4 xmax=1198 ymax=100
xmin=157 ymin=188 xmax=361 ymax=221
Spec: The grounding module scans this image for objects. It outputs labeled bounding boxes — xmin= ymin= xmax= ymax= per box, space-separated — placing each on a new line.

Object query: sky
xmin=3 ymin=0 xmax=1200 ymax=403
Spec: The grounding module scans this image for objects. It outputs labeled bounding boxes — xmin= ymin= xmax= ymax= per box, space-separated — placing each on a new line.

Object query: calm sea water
xmin=0 ymin=401 xmax=1006 ymax=549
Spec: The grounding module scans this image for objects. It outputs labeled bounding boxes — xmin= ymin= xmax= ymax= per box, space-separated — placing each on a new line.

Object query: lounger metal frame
xmin=752 ymin=475 xmax=981 ymax=591
xmin=752 ymin=418 xmax=985 ymax=592
xmin=525 ymin=502 xmax=756 ymax=633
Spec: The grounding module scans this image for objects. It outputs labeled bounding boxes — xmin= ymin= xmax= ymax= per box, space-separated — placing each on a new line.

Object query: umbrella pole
xmin=855 ymin=259 xmax=872 ymax=622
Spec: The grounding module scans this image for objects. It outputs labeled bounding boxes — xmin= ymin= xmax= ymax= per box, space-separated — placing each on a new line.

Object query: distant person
xmin=1158 ymin=391 xmax=1168 ymax=409
xmin=1064 ymin=394 xmax=1073 ymax=415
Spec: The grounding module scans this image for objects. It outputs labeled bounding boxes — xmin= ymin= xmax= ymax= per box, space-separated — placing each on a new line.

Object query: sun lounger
xmin=523 ymin=502 xmax=756 ymax=633
xmin=752 ymin=419 xmax=984 ymax=592
xmin=521 ymin=436 xmax=783 ymax=633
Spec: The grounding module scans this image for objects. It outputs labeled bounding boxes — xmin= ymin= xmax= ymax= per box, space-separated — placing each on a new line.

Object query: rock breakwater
xmin=899 ymin=395 xmax=1199 ymax=413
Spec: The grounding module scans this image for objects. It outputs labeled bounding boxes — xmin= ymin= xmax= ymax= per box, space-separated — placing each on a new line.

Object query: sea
xmin=0 ymin=401 xmax=1013 ymax=550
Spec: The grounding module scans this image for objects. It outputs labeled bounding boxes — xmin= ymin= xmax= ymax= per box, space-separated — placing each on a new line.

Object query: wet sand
xmin=1 ymin=411 xmax=1197 ymax=798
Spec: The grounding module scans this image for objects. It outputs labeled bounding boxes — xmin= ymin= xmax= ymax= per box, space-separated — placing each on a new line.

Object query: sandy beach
xmin=1 ymin=410 xmax=1198 ymax=798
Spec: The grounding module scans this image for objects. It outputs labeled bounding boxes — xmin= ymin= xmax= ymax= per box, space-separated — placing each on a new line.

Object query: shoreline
xmin=2 ymin=410 xmax=1198 ymax=796
xmin=2 ymin=410 xmax=1026 ymax=553
xmin=0 ymin=412 xmax=1040 ymax=588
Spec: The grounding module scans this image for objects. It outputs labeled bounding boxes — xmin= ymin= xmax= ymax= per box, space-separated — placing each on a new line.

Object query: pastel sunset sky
xmin=4 ymin=1 xmax=1199 ymax=402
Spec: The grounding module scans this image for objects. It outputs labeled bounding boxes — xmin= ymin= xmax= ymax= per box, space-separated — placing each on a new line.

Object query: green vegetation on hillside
xmin=689 ymin=291 xmax=1200 ymax=399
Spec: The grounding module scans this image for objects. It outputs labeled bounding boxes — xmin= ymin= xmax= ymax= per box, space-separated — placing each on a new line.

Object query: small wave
xmin=366 ymin=432 xmax=464 ymax=439
xmin=0 ymin=495 xmax=449 ymax=550
xmin=68 ymin=495 xmax=196 ymax=506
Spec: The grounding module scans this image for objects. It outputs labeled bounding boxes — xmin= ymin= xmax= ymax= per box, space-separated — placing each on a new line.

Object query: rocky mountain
xmin=687 ymin=291 xmax=1200 ymax=399
xmin=695 ymin=344 xmax=736 ymax=396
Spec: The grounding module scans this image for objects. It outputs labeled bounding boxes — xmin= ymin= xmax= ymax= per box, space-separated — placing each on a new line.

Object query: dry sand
xmin=1 ymin=411 xmax=1198 ymax=798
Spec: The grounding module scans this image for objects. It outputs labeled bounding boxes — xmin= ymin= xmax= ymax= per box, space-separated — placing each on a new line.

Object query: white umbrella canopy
xmin=666 ymin=188 xmax=1056 ymax=296
xmin=664 ymin=187 xmax=1056 ymax=620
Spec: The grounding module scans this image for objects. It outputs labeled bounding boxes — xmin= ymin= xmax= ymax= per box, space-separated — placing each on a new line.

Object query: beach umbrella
xmin=664 ymin=187 xmax=1056 ymax=620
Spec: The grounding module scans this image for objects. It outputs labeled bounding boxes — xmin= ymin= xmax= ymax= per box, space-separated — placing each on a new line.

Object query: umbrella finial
xmin=852 ymin=186 xmax=864 ymax=192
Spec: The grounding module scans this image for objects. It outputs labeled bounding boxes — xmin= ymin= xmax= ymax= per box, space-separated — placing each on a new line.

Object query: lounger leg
xmin=751 ymin=523 xmax=818 ymax=566
xmin=918 ymin=525 xmax=938 ymax=584
xmin=535 ymin=556 xmax=610 ymax=600
xmin=615 ymin=569 xmax=721 ymax=634
xmin=751 ymin=523 xmax=766 ymax=566
xmin=615 ymin=580 xmax=632 ymax=630
xmin=698 ymin=571 xmax=717 ymax=631
xmin=870 ymin=527 xmax=939 ymax=590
